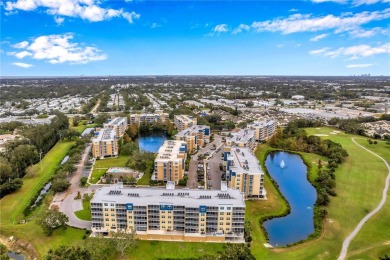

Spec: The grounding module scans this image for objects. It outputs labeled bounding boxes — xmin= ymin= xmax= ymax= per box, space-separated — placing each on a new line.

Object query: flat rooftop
xmin=176 ymin=125 xmax=210 ymax=137
xmin=227 ymin=147 xmax=263 ymax=176
xmin=228 ymin=129 xmax=255 ymax=145
xmin=93 ymin=128 xmax=116 ymax=141
xmin=156 ymin=140 xmax=187 ymax=161
xmin=91 ymin=185 xmax=245 ymax=207
xmin=250 ymin=120 xmax=276 ymax=128
xmin=104 ymin=117 xmax=127 ymax=126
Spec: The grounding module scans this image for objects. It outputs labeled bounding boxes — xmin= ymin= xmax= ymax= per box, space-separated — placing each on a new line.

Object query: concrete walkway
xmin=338 ymin=138 xmax=390 ymax=260
xmin=51 ymin=144 xmax=93 ymax=229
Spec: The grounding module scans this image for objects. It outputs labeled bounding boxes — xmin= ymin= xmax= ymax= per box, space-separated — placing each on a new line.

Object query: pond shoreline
xmin=256 ymin=147 xmax=325 ymax=248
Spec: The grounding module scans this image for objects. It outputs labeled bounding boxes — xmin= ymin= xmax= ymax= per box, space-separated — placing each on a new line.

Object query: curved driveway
xmin=338 ymin=138 xmax=390 ymax=260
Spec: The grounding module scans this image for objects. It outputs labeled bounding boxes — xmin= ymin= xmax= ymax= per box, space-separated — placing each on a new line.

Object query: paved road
xmin=52 ymin=144 xmax=93 ymax=229
xmin=338 ymin=138 xmax=390 ymax=260
xmin=187 ymin=134 xmax=223 ymax=189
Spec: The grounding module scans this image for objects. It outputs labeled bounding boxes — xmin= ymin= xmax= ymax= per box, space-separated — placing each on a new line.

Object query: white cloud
xmin=249 ymin=9 xmax=390 ymax=35
xmin=311 ymin=0 xmax=347 ymax=3
xmin=4 ymin=0 xmax=140 ymax=23
xmin=349 ymin=27 xmax=388 ymax=38
xmin=54 ymin=16 xmax=64 ymax=25
xmin=12 ymin=62 xmax=33 ymax=68
xmin=311 ymin=0 xmax=389 ymax=4
xmin=309 ymin=47 xmax=330 ymax=55
xmin=12 ymin=41 xmax=29 ymax=48
xmin=352 ymin=0 xmax=390 ymax=5
xmin=213 ymin=24 xmax=228 ymax=33
xmin=310 ymin=33 xmax=328 ymax=41
xmin=232 ymin=24 xmax=250 ymax=35
xmin=9 ymin=33 xmax=107 ymax=64
xmin=151 ymin=22 xmax=161 ymax=29
xmin=346 ymin=63 xmax=373 ymax=68
xmin=8 ymin=50 xmax=32 ymax=59
xmin=289 ymin=8 xmax=299 ymax=12
xmin=310 ymin=43 xmax=390 ymax=59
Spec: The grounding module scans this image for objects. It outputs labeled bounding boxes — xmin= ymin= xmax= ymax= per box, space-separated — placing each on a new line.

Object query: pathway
xmin=51 ymin=144 xmax=93 ymax=229
xmin=338 ymin=138 xmax=390 ymax=260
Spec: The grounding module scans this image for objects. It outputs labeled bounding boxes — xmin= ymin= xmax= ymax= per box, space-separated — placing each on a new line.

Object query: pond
xmin=263 ymin=151 xmax=317 ymax=247
xmin=8 ymin=251 xmax=25 ymax=260
xmin=137 ymin=131 xmax=169 ymax=153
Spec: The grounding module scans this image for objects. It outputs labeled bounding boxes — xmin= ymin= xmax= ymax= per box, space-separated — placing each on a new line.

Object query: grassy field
xmin=344 ymin=138 xmax=390 ymax=259
xmin=277 ymin=126 xmax=390 ymax=260
xmin=129 ymin=241 xmax=224 ymax=259
xmin=74 ymin=197 xmax=92 ymax=221
xmin=90 ymin=156 xmax=130 ymax=183
xmin=137 ymin=171 xmax=151 ymax=185
xmin=1 ymin=141 xmax=75 ymax=221
xmin=0 ymin=141 xmax=87 ymax=258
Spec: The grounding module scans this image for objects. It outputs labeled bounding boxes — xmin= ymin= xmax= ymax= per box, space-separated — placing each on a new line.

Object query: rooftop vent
xmin=128 ymin=193 xmax=139 ymax=197
xmin=108 ymin=190 xmax=122 ymax=195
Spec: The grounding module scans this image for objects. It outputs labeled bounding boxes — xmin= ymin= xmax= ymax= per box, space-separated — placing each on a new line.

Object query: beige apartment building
xmin=223 ymin=145 xmax=265 ymax=199
xmin=226 ymin=128 xmax=256 ymax=150
xmin=249 ymin=120 xmax=277 ymax=141
xmin=175 ymin=125 xmax=211 ymax=154
xmin=173 ymin=115 xmax=197 ymax=132
xmin=103 ymin=117 xmax=128 ymax=138
xmin=92 ymin=128 xmax=118 ymax=159
xmin=90 ymin=182 xmax=245 ymax=242
xmin=154 ymin=140 xmax=187 ymax=183
xmin=129 ymin=113 xmax=169 ymax=125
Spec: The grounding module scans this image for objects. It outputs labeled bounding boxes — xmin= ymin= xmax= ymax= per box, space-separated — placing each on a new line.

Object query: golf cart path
xmin=338 ymin=138 xmax=390 ymax=260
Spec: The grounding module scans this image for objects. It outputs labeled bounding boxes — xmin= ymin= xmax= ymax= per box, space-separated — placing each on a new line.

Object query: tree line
xmin=0 ymin=111 xmax=69 ymax=198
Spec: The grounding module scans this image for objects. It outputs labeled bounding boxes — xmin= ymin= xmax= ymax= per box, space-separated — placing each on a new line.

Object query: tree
xmin=80 ymin=177 xmax=88 ymax=187
xmin=45 ymin=245 xmax=91 ymax=260
xmin=110 ymin=229 xmax=137 ymax=260
xmin=218 ymin=244 xmax=255 ymax=260
xmin=52 ymin=178 xmax=70 ymax=192
xmin=60 ymin=129 xmax=80 ymax=141
xmin=246 ymin=101 xmax=254 ymax=107
xmin=0 ymin=161 xmax=13 ymax=184
xmin=120 ymin=142 xmax=138 ymax=156
xmin=127 ymin=123 xmax=138 ymax=139
xmin=123 ymin=133 xmax=131 ymax=144
xmin=84 ymin=236 xmax=112 ymax=260
xmin=379 ymin=255 xmax=390 ymax=260
xmin=37 ymin=209 xmax=69 ymax=236
xmin=0 ymin=243 xmax=10 ymax=260
xmin=0 ymin=178 xmax=23 ymax=198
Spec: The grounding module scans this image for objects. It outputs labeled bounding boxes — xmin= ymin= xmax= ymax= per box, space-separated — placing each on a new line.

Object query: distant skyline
xmin=1 ymin=0 xmax=389 ymax=76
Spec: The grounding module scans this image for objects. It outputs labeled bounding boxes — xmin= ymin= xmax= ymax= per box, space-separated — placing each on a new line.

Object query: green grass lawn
xmin=0 ymin=140 xmax=87 ymax=258
xmin=279 ymin=126 xmax=390 ymax=260
xmin=90 ymin=156 xmax=130 ymax=183
xmin=1 ymin=141 xmax=75 ymax=221
xmin=129 ymin=241 xmax=223 ymax=259
xmin=137 ymin=171 xmax=151 ymax=185
xmin=71 ymin=122 xmax=96 ymax=134
xmin=344 ymin=138 xmax=390 ymax=259
xmin=74 ymin=197 xmax=92 ymax=221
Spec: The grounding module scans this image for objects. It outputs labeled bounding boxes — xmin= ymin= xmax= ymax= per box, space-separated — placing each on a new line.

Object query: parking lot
xmin=186 ymin=134 xmax=225 ymax=190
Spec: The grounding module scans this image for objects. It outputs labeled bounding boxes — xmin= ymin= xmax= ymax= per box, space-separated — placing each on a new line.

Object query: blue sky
xmin=1 ymin=0 xmax=389 ymax=76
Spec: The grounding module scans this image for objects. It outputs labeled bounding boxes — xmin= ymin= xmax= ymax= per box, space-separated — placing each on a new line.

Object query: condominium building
xmin=175 ymin=125 xmax=210 ymax=154
xmin=90 ymin=182 xmax=245 ymax=242
xmin=129 ymin=113 xmax=169 ymax=125
xmin=226 ymin=129 xmax=256 ymax=150
xmin=92 ymin=128 xmax=118 ymax=159
xmin=154 ymin=140 xmax=187 ymax=183
xmin=103 ymin=117 xmax=128 ymax=138
xmin=249 ymin=120 xmax=277 ymax=141
xmin=174 ymin=115 xmax=197 ymax=132
xmin=223 ymin=146 xmax=265 ymax=199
